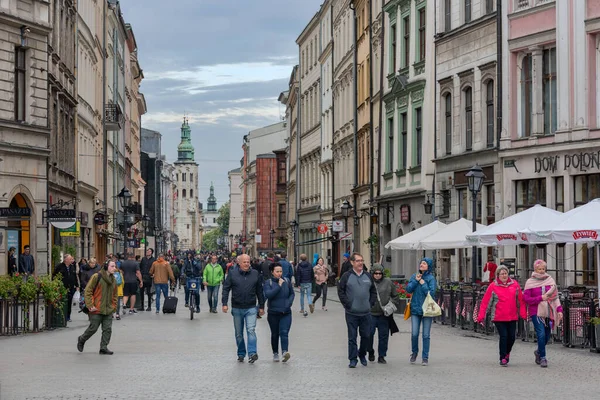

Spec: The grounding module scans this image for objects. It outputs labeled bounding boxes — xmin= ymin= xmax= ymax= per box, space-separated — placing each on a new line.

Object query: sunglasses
xmin=373 ymin=272 xmax=382 ymax=275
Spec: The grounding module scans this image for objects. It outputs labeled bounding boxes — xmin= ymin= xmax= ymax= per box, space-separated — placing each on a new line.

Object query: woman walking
xmin=313 ymin=257 xmax=330 ymax=311
xmin=368 ymin=264 xmax=401 ymax=364
xmin=523 ymin=259 xmax=563 ymax=368
xmin=406 ymin=257 xmax=437 ymax=366
xmin=477 ymin=266 xmax=527 ymax=366
xmin=263 ymin=263 xmax=295 ymax=362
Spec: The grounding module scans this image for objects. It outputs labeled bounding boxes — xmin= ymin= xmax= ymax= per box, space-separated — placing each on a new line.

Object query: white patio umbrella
xmin=419 ymin=218 xmax=487 ymax=250
xmin=384 ymin=220 xmax=447 ymax=250
xmin=467 ymin=204 xmax=563 ymax=246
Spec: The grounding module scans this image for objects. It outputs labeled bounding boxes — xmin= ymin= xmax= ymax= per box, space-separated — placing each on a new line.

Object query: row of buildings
xmin=229 ymin=0 xmax=600 ymax=288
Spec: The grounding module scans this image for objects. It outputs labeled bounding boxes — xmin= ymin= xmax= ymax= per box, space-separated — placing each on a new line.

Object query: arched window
xmin=464 ymin=87 xmax=473 ymax=151
xmin=190 ymin=189 xmax=193 ymax=198
xmin=182 ymin=189 xmax=186 ymax=198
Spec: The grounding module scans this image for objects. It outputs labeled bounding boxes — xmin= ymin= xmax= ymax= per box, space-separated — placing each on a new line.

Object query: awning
xmin=50 ymin=219 xmax=76 ymax=229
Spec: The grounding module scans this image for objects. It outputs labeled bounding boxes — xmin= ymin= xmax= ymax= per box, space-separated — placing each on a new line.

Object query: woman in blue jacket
xmin=406 ymin=257 xmax=437 ymax=366
xmin=264 ymin=262 xmax=295 ymax=362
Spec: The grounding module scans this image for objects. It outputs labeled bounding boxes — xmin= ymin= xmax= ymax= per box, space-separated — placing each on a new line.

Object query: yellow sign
xmin=60 ymin=221 xmax=80 ymax=237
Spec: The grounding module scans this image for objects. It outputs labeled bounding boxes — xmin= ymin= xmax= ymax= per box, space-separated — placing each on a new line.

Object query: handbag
xmin=422 ymin=292 xmax=442 ymax=317
xmin=375 ymin=283 xmax=397 ymax=317
xmin=72 ymin=290 xmax=81 ymax=306
xmin=403 ymin=300 xmax=411 ymax=320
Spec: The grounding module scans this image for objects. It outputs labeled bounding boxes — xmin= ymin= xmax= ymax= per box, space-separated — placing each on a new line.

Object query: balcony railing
xmin=105 ymin=103 xmax=125 ymax=131
xmin=514 ymin=0 xmax=554 ymax=12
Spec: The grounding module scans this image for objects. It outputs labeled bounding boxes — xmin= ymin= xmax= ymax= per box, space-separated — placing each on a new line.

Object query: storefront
xmin=501 ymin=145 xmax=600 ymax=287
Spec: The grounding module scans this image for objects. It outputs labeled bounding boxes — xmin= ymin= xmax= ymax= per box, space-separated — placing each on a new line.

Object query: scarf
xmin=494 ymin=277 xmax=513 ymax=288
xmin=525 ymin=272 xmax=559 ymax=322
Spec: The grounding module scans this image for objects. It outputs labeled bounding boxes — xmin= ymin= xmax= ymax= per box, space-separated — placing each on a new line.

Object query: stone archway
xmin=4 ymin=188 xmax=35 ymax=275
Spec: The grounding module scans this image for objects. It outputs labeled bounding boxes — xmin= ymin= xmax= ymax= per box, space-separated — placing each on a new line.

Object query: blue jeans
xmin=532 ymin=316 xmax=552 ymax=358
xmin=369 ymin=315 xmax=390 ymax=357
xmin=207 ymin=285 xmax=220 ymax=310
xmin=267 ymin=312 xmax=292 ymax=354
xmin=231 ymin=307 xmax=258 ymax=357
xmin=411 ymin=314 xmax=433 ymax=360
xmin=299 ymin=283 xmax=312 ymax=311
xmin=155 ymin=284 xmax=168 ymax=311
xmin=345 ymin=313 xmax=371 ymax=361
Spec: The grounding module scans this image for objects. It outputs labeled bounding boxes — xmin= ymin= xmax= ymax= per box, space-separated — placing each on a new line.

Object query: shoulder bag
xmin=375 ymin=283 xmax=397 ymax=317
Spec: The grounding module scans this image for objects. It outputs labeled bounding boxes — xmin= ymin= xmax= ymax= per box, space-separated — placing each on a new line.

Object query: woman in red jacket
xmin=477 ymin=266 xmax=527 ymax=366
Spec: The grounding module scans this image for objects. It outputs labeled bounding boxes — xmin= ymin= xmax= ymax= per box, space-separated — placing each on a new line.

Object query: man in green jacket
xmin=78 ymin=260 xmax=118 ymax=355
xmin=203 ymin=255 xmax=224 ymax=313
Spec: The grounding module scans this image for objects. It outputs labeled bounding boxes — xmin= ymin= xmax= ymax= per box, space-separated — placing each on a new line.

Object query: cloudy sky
xmin=119 ymin=0 xmax=323 ymax=208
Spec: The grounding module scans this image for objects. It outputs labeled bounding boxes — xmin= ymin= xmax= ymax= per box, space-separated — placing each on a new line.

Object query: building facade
xmin=499 ymin=0 xmax=600 ymax=288
xmin=0 ymin=0 xmax=52 ymax=275
xmin=141 ymin=128 xmax=162 ymax=252
xmin=433 ymin=0 xmax=500 ymax=281
xmin=173 ymin=118 xmax=200 ymax=251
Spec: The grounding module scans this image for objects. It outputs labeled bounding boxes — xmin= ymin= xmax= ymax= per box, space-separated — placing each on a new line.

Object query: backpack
xmin=114 ymin=271 xmax=123 ymax=285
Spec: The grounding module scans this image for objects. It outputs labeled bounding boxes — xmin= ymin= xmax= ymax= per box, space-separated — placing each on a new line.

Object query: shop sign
xmin=47 ymin=209 xmax=75 ymax=219
xmin=94 ymin=212 xmax=107 ymax=225
xmin=400 ymin=205 xmax=411 ymax=224
xmin=534 ymin=151 xmax=600 ymax=174
xmin=60 ymin=221 xmax=80 ymax=237
xmin=0 ymin=208 xmax=30 ymax=218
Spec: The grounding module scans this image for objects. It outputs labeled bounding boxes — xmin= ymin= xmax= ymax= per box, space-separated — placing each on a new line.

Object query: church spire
xmin=176 ymin=116 xmax=195 ymax=162
xmin=207 ymin=181 xmax=217 ymax=212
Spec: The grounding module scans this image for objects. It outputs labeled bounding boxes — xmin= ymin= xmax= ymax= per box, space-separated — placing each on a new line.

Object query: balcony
xmin=514 ymin=0 xmax=554 ymax=13
xmin=105 ymin=103 xmax=125 ymax=131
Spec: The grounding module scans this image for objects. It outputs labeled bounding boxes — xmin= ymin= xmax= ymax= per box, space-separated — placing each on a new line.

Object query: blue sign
xmin=7 ymin=230 xmax=19 ymax=252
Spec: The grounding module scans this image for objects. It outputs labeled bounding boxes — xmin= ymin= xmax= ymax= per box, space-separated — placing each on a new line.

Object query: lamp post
xmin=270 ymin=229 xmax=276 ymax=251
xmin=154 ymin=227 xmax=161 ymax=254
xmin=341 ymin=199 xmax=353 ymax=235
xmin=117 ymin=187 xmax=132 ymax=255
xmin=466 ymin=165 xmax=485 ymax=283
xmin=142 ymin=214 xmax=150 ymax=253
xmin=290 ymin=220 xmax=298 ymax=263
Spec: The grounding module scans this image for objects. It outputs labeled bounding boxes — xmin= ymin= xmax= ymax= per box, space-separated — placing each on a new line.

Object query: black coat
xmin=54 ymin=262 xmax=79 ymax=290
xmin=260 ymin=259 xmax=274 ymax=281
xmin=295 ymin=261 xmax=314 ymax=285
xmin=221 ymin=267 xmax=265 ymax=309
xmin=140 ymin=256 xmax=156 ymax=282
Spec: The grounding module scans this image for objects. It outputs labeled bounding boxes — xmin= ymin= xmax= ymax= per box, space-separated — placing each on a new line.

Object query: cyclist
xmin=183 ymin=252 xmax=202 ymax=312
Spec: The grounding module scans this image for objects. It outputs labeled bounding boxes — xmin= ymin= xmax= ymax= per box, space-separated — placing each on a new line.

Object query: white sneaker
xmin=273 ymin=353 xmax=280 ymax=362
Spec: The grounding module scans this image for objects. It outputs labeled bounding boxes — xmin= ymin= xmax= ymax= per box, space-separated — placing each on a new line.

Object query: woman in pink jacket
xmin=477 ymin=266 xmax=527 ymax=366
xmin=523 ymin=259 xmax=563 ymax=368
xmin=312 ymin=257 xmax=330 ymax=311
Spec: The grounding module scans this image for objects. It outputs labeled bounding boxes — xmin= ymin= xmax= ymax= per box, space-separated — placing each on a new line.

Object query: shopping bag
xmin=403 ymin=300 xmax=411 ymax=320
xmin=72 ymin=290 xmax=81 ymax=306
xmin=422 ymin=293 xmax=442 ymax=317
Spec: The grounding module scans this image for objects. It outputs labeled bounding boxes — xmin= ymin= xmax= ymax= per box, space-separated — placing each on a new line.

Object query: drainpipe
xmin=351 ymin=4 xmax=358 ymax=192
xmin=377 ymin=0 xmax=385 ymax=264
xmin=330 ymin=3 xmax=337 ymax=271
xmin=102 ymin=0 xmax=108 ymax=255
xmin=368 ymin=0 xmax=374 ymax=266
xmin=496 ymin=0 xmax=503 ymax=150
xmin=432 ymin=0 xmax=438 ymax=224
xmin=296 ymin=52 xmax=301 ymax=259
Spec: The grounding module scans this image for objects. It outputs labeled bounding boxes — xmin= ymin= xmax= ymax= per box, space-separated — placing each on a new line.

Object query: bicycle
xmin=186 ymin=277 xmax=200 ymax=320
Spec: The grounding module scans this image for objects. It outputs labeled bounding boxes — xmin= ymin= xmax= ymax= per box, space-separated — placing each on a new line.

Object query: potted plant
xmin=591 ymin=317 xmax=600 ymax=353
xmin=363 ymin=234 xmax=379 ymax=247
xmin=393 ymin=281 xmax=411 ymax=315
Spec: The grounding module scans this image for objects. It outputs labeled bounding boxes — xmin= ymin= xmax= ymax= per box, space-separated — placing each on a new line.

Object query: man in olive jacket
xmin=77 ymin=260 xmax=118 ymax=355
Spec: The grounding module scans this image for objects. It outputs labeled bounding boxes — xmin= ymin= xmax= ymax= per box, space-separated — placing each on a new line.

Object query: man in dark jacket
xmin=183 ymin=252 xmax=202 ymax=310
xmin=138 ymin=248 xmax=156 ymax=311
xmin=80 ymin=258 xmax=101 ymax=289
xmin=19 ymin=245 xmax=35 ymax=276
xmin=222 ymin=254 xmax=265 ymax=363
xmin=340 ymin=253 xmax=352 ymax=277
xmin=279 ymin=252 xmax=294 ymax=281
xmin=54 ymin=254 xmax=79 ymax=322
xmin=260 ymin=252 xmax=275 ymax=282
xmin=295 ymin=253 xmax=314 ymax=316
xmin=338 ymin=252 xmax=377 ymax=368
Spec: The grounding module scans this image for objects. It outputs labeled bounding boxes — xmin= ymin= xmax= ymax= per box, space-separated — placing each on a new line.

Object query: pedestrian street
xmin=0 ymin=290 xmax=597 ymax=400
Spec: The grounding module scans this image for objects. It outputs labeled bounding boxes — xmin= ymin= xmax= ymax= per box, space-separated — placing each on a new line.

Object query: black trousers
xmin=494 ymin=321 xmax=517 ymax=360
xmin=139 ymin=281 xmax=153 ymax=309
xmin=66 ymin=287 xmax=76 ymax=320
xmin=313 ymin=283 xmax=328 ymax=306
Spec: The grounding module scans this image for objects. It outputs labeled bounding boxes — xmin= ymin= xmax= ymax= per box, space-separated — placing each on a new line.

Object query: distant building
xmin=202 ymin=183 xmax=219 ymax=232
xmin=228 ymin=168 xmax=243 ymax=251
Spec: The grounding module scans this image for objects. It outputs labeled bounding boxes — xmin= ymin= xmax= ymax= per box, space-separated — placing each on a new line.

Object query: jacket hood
xmin=371 ymin=264 xmax=384 ymax=273
xmin=421 ymin=257 xmax=434 ymax=274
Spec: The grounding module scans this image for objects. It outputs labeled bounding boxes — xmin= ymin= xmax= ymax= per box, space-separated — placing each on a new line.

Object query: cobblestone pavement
xmin=0 ymin=288 xmax=598 ymax=399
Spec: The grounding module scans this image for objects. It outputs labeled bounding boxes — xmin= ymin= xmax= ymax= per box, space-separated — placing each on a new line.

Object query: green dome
xmin=177 ymin=117 xmax=195 ymax=161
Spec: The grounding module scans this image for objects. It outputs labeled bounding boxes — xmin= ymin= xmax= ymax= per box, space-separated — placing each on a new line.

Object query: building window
xmin=457 ymin=189 xmax=468 ymax=219
xmin=444 ymin=93 xmax=452 ymax=155
xmin=402 ymin=15 xmax=410 ymax=68
xmin=190 ymin=173 xmax=193 ymax=182
xmin=520 ymin=54 xmax=533 ymax=137
xmin=464 ymin=87 xmax=473 ymax=151
xmin=418 ymin=8 xmax=426 ymax=62
xmin=543 ymin=48 xmax=557 ymax=135
xmin=486 ymin=80 xmax=494 ymax=148
xmin=574 ymin=174 xmax=600 ymax=206
xmin=176 ymin=173 xmax=179 ymax=181
xmin=400 ymin=112 xmax=407 ymax=170
xmin=15 ymin=47 xmax=26 ymax=121
xmin=190 ymin=189 xmax=193 ymax=198
xmin=213 ymin=218 xmax=216 ymax=223
xmin=278 ymin=160 xmax=286 ymax=184
xmin=182 ymin=173 xmax=186 ymax=182
xmin=464 ymin=0 xmax=472 ymax=23
xmin=441 ymin=189 xmax=451 ymax=218
xmin=555 ymin=177 xmax=564 ymax=212
xmin=390 ymin=24 xmax=397 ymax=73
xmin=486 ymin=185 xmax=495 ymax=224
xmin=386 ymin=116 xmax=394 ymax=172
xmin=415 ymin=108 xmax=422 ymax=166
xmin=516 ymin=179 xmax=546 ymax=212
xmin=182 ymin=189 xmax=186 ymax=198
xmin=278 ymin=203 xmax=286 ymax=227
xmin=445 ymin=0 xmax=451 ymax=32
xmin=486 ymin=0 xmax=494 ymax=14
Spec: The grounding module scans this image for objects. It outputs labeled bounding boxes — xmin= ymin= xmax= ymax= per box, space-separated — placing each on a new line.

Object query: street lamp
xmin=117 ymin=187 xmax=132 ymax=255
xmin=142 ymin=214 xmax=151 ymax=253
xmin=290 ymin=220 xmax=298 ymax=262
xmin=423 ymin=195 xmax=433 ymax=215
xmin=154 ymin=226 xmax=161 ymax=254
xmin=270 ymin=229 xmax=276 ymax=251
xmin=341 ymin=199 xmax=353 ymax=232
xmin=466 ymin=165 xmax=486 ymax=283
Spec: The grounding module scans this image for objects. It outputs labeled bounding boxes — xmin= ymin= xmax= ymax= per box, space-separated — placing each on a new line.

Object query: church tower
xmin=174 ymin=117 xmax=200 ymax=250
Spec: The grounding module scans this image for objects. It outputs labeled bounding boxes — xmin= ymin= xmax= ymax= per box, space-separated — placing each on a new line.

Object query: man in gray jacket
xmin=338 ymin=252 xmax=377 ymax=368
xmin=367 ymin=264 xmax=401 ymax=364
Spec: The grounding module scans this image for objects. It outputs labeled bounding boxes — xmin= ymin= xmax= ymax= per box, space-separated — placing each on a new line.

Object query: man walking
xmin=295 ymin=254 xmax=314 ymax=316
xmin=150 ymin=253 xmax=176 ymax=314
xmin=260 ymin=252 xmax=275 ymax=282
xmin=204 ymin=255 xmax=224 ymax=313
xmin=120 ymin=252 xmax=142 ymax=315
xmin=338 ymin=252 xmax=377 ymax=368
xmin=54 ymin=254 xmax=79 ymax=322
xmin=222 ymin=254 xmax=265 ymax=363
xmin=77 ymin=260 xmax=118 ymax=355
xmin=19 ymin=244 xmax=35 ymax=277
xmin=340 ymin=253 xmax=352 ymax=277
xmin=279 ymin=252 xmax=294 ymax=281
xmin=138 ymin=248 xmax=156 ymax=311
